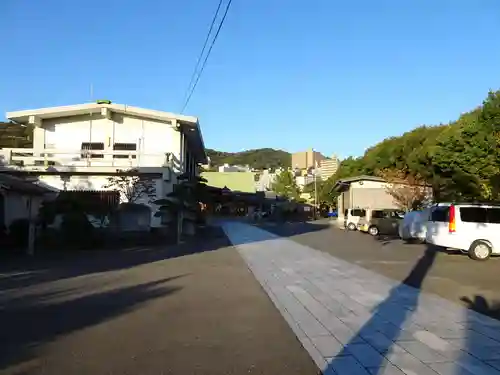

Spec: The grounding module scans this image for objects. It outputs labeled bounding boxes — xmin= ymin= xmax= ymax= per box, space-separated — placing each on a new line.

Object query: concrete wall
xmin=36 ymin=112 xmax=182 ymax=168
xmin=337 ymin=180 xmax=398 ymax=216
xmin=1 ymin=191 xmax=43 ymax=228
xmin=351 ymin=188 xmax=397 ymax=210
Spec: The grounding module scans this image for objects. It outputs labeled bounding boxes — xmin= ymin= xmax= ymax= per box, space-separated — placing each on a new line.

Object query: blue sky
xmin=1 ymin=1 xmax=500 ymax=159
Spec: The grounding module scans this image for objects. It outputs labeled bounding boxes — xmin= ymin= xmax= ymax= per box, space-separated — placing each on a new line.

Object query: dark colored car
xmin=358 ymin=209 xmax=405 ymax=236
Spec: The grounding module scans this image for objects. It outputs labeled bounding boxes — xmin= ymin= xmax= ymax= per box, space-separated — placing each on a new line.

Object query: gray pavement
xmin=0 ymin=232 xmax=318 ymax=375
xmin=259 ymin=220 xmax=500 ymax=320
xmin=223 ymin=221 xmax=500 ymax=375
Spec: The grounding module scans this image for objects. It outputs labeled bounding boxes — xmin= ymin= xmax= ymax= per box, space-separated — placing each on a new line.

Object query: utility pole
xmin=312 ymin=149 xmax=318 ymax=219
xmin=88 ymin=83 xmax=94 ymax=166
xmin=314 ymin=165 xmax=318 ymax=218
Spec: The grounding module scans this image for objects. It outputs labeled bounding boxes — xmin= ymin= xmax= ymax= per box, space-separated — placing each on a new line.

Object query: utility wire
xmin=180 ymin=0 xmax=224 ymax=109
xmin=181 ymin=0 xmax=233 ymax=113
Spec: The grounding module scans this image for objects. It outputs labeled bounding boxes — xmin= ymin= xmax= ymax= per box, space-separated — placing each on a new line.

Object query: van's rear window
xmin=430 ymin=206 xmax=449 ymax=222
xmin=351 ymin=209 xmax=366 ymax=217
xmin=460 ymin=207 xmax=500 ymax=224
xmin=487 ymin=208 xmax=500 ymax=224
xmin=460 ymin=207 xmax=487 ymax=223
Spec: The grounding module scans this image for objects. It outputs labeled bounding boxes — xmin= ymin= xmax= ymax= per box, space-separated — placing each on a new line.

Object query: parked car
xmin=398 ymin=208 xmax=431 ymax=242
xmin=357 ymin=208 xmax=376 ymax=233
xmin=426 ymin=203 xmax=500 ymax=261
xmin=358 ymin=209 xmax=405 ymax=236
xmin=327 ymin=211 xmax=338 ymax=218
xmin=344 ymin=208 xmax=366 ymax=231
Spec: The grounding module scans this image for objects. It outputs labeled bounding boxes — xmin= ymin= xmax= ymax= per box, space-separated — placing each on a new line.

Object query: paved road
xmin=260 ymin=220 xmax=500 ymax=320
xmin=225 ymin=221 xmax=500 ymax=375
xmin=0 ymin=232 xmax=318 ymax=375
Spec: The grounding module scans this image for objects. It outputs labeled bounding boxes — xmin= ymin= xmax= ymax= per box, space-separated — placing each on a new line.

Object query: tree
xmin=272 ymin=170 xmax=300 ymax=200
xmin=429 ymin=91 xmax=500 ymax=201
xmin=303 ymin=177 xmax=338 ymax=207
xmin=103 ymin=169 xmax=156 ymax=203
xmin=377 ymin=169 xmax=430 ymax=211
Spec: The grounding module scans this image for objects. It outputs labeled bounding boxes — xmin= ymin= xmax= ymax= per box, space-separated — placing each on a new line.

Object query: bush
xmin=0 ymin=224 xmax=8 ymax=248
xmin=8 ymin=219 xmax=29 ymax=249
xmin=60 ymin=212 xmax=95 ymax=248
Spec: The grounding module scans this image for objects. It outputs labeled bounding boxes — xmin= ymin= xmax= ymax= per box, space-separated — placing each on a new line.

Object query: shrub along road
xmin=0 ymin=230 xmax=318 ymax=375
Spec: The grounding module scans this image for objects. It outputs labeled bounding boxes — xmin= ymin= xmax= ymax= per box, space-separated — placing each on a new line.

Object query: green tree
xmin=429 ymin=91 xmax=500 ymax=201
xmin=304 ymin=177 xmax=338 ymax=207
xmin=272 ymin=170 xmax=300 ymax=199
xmin=207 ymin=89 xmax=500 ymax=204
xmin=103 ymin=169 xmax=157 ymax=203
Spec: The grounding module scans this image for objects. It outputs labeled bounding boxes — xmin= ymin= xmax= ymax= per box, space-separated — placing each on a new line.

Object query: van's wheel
xmin=468 ymin=240 xmax=492 ymax=261
xmin=347 ymin=223 xmax=356 ymax=231
xmin=368 ymin=226 xmax=379 ymax=236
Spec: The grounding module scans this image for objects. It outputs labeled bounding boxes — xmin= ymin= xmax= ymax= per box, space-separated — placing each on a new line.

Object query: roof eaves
xmin=7 ymin=103 xmax=198 ymax=125
xmin=0 ymin=174 xmax=54 ymax=194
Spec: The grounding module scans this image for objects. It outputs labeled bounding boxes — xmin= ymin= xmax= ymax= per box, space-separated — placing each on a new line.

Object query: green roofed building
xmin=201 ymin=172 xmax=256 ymax=193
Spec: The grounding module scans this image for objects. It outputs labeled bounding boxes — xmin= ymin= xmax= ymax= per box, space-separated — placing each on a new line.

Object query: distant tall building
xmin=291 ymin=148 xmax=325 ymax=170
xmin=320 ymin=155 xmax=339 ymax=180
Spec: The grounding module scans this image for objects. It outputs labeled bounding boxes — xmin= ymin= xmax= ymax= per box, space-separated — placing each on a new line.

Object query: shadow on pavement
xmin=0 ymin=277 xmax=182 ymax=373
xmin=0 ymin=226 xmax=229 ymax=291
xmin=373 ymin=234 xmax=401 ymax=246
xmin=323 ymin=246 xmax=437 ymax=374
xmin=459 ymin=296 xmax=500 ymax=373
xmin=462 ymin=295 xmax=500 ymax=321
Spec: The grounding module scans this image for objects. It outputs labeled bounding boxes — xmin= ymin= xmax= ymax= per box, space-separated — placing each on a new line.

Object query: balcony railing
xmin=0 ymin=148 xmax=175 ymax=170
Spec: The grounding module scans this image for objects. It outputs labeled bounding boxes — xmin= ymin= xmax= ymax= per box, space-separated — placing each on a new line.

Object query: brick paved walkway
xmin=222 ymin=222 xmax=500 ymax=375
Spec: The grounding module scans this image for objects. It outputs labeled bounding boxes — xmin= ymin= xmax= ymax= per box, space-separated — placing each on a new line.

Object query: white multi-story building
xmin=218 ymin=163 xmax=251 ymax=172
xmin=255 ymin=169 xmax=281 ymax=191
xmin=2 ymin=102 xmax=207 ymax=227
xmin=319 ymin=155 xmax=339 ymax=180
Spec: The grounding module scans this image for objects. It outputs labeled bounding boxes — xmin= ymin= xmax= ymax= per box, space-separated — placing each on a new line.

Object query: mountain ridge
xmin=205 ymin=148 xmax=291 ymax=170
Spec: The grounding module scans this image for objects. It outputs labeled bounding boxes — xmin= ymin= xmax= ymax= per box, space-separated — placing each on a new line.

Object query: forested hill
xmin=206 ymin=148 xmax=291 ymax=170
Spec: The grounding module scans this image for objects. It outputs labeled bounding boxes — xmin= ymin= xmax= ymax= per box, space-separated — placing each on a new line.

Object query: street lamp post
xmin=312 ymin=148 xmax=318 ymax=219
xmin=314 ymin=163 xmax=318 ymax=218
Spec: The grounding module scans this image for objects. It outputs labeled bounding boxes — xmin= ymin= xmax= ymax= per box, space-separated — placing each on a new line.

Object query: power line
xmin=181 ymin=0 xmax=233 ymax=113
xmin=180 ymin=0 xmax=224 ymax=109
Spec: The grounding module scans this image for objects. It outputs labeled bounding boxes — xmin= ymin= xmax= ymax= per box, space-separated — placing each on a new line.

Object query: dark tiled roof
xmin=0 ymin=173 xmax=53 ymax=194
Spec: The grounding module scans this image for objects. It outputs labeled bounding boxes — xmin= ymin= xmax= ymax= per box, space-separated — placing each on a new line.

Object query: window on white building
xmin=113 ymin=143 xmax=137 ymax=159
xmin=81 ymin=142 xmax=104 ymax=158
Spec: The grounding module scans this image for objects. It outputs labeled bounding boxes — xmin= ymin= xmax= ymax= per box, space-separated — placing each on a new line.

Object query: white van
xmin=426 ymin=203 xmax=500 ymax=260
xmin=344 ymin=208 xmax=366 ymax=231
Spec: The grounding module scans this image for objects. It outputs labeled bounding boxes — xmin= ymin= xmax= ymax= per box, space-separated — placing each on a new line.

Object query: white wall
xmin=2 ymin=191 xmax=43 ymax=228
xmin=38 ymin=112 xmax=182 ymax=168
xmin=349 ymin=180 xmax=388 ymax=189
